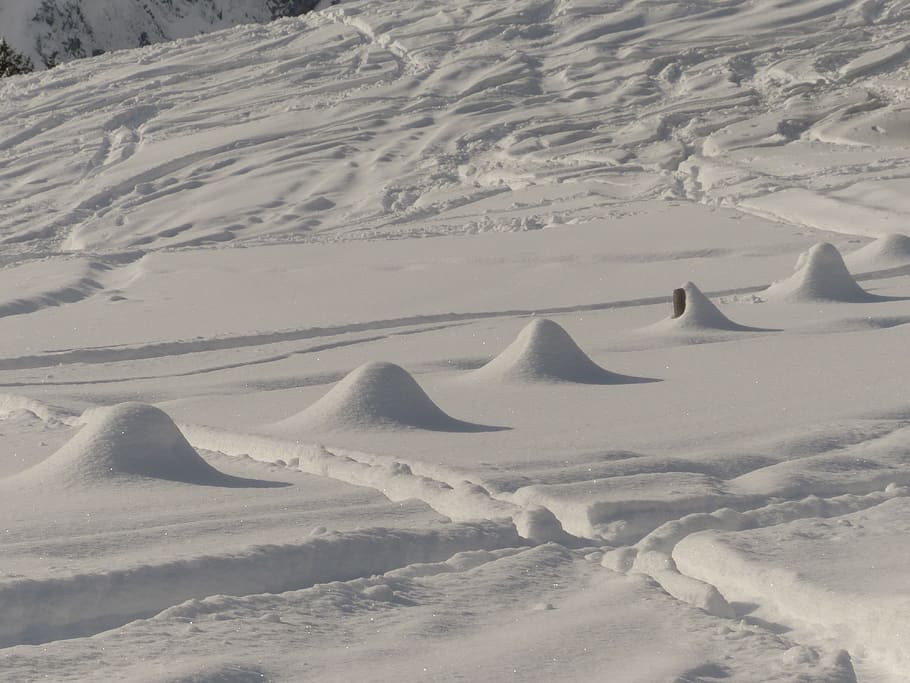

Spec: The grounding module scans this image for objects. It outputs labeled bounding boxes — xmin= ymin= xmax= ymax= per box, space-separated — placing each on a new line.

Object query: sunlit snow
xmin=2 ymin=0 xmax=910 ymax=680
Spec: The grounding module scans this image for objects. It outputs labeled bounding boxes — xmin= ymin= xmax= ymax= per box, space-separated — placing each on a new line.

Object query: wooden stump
xmin=672 ymin=287 xmax=686 ymax=318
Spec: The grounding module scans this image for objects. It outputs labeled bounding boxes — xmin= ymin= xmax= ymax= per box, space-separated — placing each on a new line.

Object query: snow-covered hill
xmin=3 ymin=0 xmax=910 ymax=680
xmin=0 ymin=0 xmax=324 ymax=67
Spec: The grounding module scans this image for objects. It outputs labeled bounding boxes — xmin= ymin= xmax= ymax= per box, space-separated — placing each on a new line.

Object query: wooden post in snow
xmin=672 ymin=287 xmax=686 ymax=318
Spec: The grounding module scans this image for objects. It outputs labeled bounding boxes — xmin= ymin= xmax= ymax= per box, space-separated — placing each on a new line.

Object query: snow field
xmin=5 ymin=0 xmax=910 ymax=678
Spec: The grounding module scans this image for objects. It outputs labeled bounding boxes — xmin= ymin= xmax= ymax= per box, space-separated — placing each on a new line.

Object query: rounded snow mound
xmin=764 ymin=242 xmax=872 ymax=303
xmin=8 ymin=403 xmax=243 ymax=488
xmin=470 ymin=318 xmax=646 ymax=384
xmin=652 ymin=282 xmax=757 ymax=332
xmin=275 ymin=362 xmax=495 ymax=432
xmin=845 ymin=233 xmax=910 ymax=271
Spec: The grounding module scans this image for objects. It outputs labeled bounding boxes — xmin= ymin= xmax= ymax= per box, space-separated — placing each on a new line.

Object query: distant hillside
xmin=0 ymin=0 xmax=326 ymax=68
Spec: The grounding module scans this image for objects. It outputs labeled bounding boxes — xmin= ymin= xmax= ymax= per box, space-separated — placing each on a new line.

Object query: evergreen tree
xmin=0 ymin=39 xmax=34 ymax=79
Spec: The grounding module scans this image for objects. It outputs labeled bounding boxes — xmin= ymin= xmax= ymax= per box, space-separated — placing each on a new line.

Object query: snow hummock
xmin=651 ymin=282 xmax=759 ymax=332
xmin=845 ymin=233 xmax=910 ymax=272
xmin=763 ymin=242 xmax=873 ymax=303
xmin=273 ymin=361 xmax=496 ymax=432
xmin=6 ymin=402 xmax=249 ymax=488
xmin=469 ymin=318 xmax=648 ymax=384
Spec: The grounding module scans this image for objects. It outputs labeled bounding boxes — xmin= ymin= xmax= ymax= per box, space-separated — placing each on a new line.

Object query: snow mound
xmin=470 ymin=318 xmax=648 ymax=384
xmin=845 ymin=233 xmax=910 ymax=271
xmin=274 ymin=362 xmax=496 ymax=432
xmin=652 ymin=282 xmax=758 ymax=332
xmin=763 ymin=242 xmax=872 ymax=303
xmin=8 ymin=403 xmax=250 ymax=488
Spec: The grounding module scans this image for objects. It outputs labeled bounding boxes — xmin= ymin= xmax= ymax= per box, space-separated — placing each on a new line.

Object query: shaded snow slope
xmin=0 ymin=0 xmax=322 ymax=68
xmin=469 ymin=318 xmax=651 ymax=384
xmin=272 ymin=361 xmax=500 ymax=432
xmin=763 ymin=242 xmax=874 ymax=303
xmin=5 ymin=402 xmax=268 ymax=488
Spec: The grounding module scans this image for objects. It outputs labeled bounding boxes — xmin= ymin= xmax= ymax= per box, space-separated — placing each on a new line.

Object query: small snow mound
xmin=514 ymin=505 xmax=569 ymax=544
xmin=470 ymin=318 xmax=642 ymax=384
xmin=845 ymin=233 xmax=910 ymax=271
xmin=655 ymin=282 xmax=756 ymax=332
xmin=9 ymin=403 xmax=239 ymax=488
xmin=764 ymin=242 xmax=872 ymax=302
xmin=274 ymin=362 xmax=493 ymax=432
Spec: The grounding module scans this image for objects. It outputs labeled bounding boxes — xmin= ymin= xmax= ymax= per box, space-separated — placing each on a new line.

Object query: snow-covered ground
xmin=2 ymin=0 xmax=910 ymax=680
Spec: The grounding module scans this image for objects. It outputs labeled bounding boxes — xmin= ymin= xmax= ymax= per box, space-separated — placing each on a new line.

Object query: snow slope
xmin=0 ymin=0 xmax=322 ymax=68
xmin=3 ymin=0 xmax=910 ymax=680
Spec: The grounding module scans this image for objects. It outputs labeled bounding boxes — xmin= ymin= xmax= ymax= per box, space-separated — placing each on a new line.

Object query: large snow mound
xmin=5 ymin=402 xmax=252 ymax=487
xmin=273 ymin=361 xmax=497 ymax=432
xmin=763 ymin=242 xmax=873 ymax=303
xmin=469 ymin=318 xmax=649 ymax=384
xmin=844 ymin=233 xmax=910 ymax=272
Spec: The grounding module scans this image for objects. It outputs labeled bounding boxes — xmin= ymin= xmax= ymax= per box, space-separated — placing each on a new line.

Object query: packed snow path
xmin=4 ymin=0 xmax=910 ymax=680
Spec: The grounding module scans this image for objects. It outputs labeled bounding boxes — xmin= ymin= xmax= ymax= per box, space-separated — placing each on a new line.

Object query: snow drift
xmin=763 ymin=242 xmax=873 ymax=303
xmin=5 ymin=402 xmax=261 ymax=488
xmin=469 ymin=318 xmax=650 ymax=384
xmin=272 ymin=361 xmax=499 ymax=432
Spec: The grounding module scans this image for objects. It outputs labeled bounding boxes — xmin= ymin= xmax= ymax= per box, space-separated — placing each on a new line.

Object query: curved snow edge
xmin=0 ymin=521 xmax=523 ymax=648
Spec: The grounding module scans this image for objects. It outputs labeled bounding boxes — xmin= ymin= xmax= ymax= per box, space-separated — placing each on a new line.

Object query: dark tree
xmin=0 ymin=39 xmax=34 ymax=78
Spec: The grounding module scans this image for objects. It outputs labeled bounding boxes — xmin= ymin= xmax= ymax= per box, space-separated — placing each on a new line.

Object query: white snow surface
xmin=3 ymin=0 xmax=910 ymax=679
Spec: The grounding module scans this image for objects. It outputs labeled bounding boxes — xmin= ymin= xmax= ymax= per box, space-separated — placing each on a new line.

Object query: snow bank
xmin=468 ymin=318 xmax=646 ymax=384
xmin=272 ymin=361 xmax=496 ymax=432
xmin=603 ymin=486 xmax=906 ymax=619
xmin=511 ymin=472 xmax=756 ymax=543
xmin=763 ymin=242 xmax=873 ymax=303
xmin=181 ymin=424 xmax=520 ymax=524
xmin=0 ymin=520 xmax=521 ymax=648
xmin=6 ymin=402 xmax=246 ymax=488
xmin=673 ymin=497 xmax=910 ymax=677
